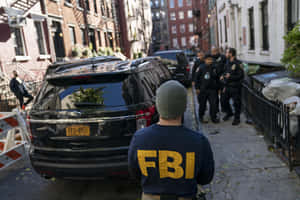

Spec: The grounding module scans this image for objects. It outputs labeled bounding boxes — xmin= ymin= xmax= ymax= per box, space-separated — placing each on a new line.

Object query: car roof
xmin=154 ymin=50 xmax=184 ymax=54
xmin=46 ymin=56 xmax=160 ymax=79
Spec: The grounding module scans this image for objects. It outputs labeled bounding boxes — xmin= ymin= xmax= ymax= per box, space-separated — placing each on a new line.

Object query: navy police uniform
xmin=222 ymin=59 xmax=244 ymax=120
xmin=191 ymin=59 xmax=205 ymax=82
xmin=195 ymin=63 xmax=219 ymax=122
xmin=128 ymin=124 xmax=214 ymax=199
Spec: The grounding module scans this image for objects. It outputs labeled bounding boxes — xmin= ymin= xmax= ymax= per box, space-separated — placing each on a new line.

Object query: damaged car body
xmin=28 ymin=56 xmax=172 ymax=179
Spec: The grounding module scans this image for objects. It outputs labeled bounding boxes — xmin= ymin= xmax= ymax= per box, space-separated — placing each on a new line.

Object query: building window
xmin=180 ymin=24 xmax=185 ymax=33
xmin=249 ymin=7 xmax=255 ymax=50
xmin=219 ymin=19 xmax=223 ymax=43
xmin=178 ymin=0 xmax=183 ymax=7
xmin=161 ymin=0 xmax=164 ymax=7
xmin=173 ymin=38 xmax=178 ymax=47
xmin=100 ymin=0 xmax=106 ymax=16
xmin=170 ymin=0 xmax=174 ymax=8
xmin=187 ymin=10 xmax=193 ymax=18
xmin=179 ymin=11 xmax=184 ymax=19
xmin=261 ymin=0 xmax=269 ymax=51
xmin=12 ymin=27 xmax=26 ymax=56
xmin=34 ymin=21 xmax=47 ymax=55
xmin=224 ymin=16 xmax=228 ymax=42
xmin=288 ymin=0 xmax=300 ymax=30
xmin=172 ymin=25 xmax=177 ymax=34
xmin=69 ymin=26 xmax=77 ymax=46
xmin=85 ymin=0 xmax=90 ymax=10
xmin=93 ymin=0 xmax=98 ymax=13
xmin=181 ymin=37 xmax=186 ymax=47
xmin=170 ymin=12 xmax=176 ymax=20
xmin=81 ymin=28 xmax=87 ymax=45
xmin=155 ymin=11 xmax=160 ymax=20
xmin=76 ymin=0 xmax=84 ymax=8
xmin=186 ymin=0 xmax=192 ymax=6
xmin=97 ymin=30 xmax=102 ymax=46
xmin=155 ymin=0 xmax=159 ymax=7
xmin=189 ymin=23 xmax=194 ymax=32
xmin=65 ymin=0 xmax=71 ymax=3
xmin=161 ymin=11 xmax=166 ymax=18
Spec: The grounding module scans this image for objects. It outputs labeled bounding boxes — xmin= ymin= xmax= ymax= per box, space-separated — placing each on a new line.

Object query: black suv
xmin=28 ymin=56 xmax=172 ymax=179
xmin=153 ymin=50 xmax=191 ymax=87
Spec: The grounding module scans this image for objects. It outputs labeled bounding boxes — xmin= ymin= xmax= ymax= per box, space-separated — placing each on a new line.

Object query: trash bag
xmin=283 ymin=96 xmax=300 ymax=137
xmin=262 ymin=78 xmax=300 ymax=102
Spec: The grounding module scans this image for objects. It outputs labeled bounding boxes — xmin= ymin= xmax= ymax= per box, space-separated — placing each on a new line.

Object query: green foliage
xmin=71 ymin=87 xmax=104 ymax=105
xmin=138 ymin=52 xmax=143 ymax=58
xmin=71 ymin=46 xmax=81 ymax=58
xmin=281 ymin=24 xmax=300 ymax=77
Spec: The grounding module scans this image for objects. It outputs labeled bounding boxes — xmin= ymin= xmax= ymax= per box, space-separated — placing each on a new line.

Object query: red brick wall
xmin=47 ymin=0 xmax=118 ymax=58
xmin=167 ymin=0 xmax=195 ymax=49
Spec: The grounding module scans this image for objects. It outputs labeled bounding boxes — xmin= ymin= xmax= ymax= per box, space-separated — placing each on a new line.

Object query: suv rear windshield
xmin=155 ymin=53 xmax=178 ymax=61
xmin=59 ymin=82 xmax=127 ymax=109
xmin=34 ymin=75 xmax=140 ymax=111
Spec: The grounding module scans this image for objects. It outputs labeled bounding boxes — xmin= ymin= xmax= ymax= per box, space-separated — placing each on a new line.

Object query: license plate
xmin=66 ymin=125 xmax=90 ymax=137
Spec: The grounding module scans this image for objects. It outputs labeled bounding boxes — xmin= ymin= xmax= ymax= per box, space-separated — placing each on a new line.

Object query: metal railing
xmin=242 ymin=83 xmax=300 ymax=171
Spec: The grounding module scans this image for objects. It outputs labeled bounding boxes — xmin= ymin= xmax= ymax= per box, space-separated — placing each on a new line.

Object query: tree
xmin=281 ymin=24 xmax=300 ymax=77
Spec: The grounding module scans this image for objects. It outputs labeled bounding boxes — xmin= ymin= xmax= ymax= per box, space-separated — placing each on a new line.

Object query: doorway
xmin=89 ymin=28 xmax=96 ymax=51
xmin=51 ymin=21 xmax=65 ymax=60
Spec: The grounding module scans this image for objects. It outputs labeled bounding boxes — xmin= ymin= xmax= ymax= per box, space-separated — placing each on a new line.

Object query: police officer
xmin=220 ymin=48 xmax=231 ymax=113
xmin=196 ymin=55 xmax=220 ymax=123
xmin=128 ymin=80 xmax=214 ymax=200
xmin=221 ymin=48 xmax=244 ymax=126
xmin=211 ymin=47 xmax=226 ymax=79
xmin=191 ymin=51 xmax=205 ymax=87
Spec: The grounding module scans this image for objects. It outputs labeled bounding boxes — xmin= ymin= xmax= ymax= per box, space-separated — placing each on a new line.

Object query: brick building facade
xmin=150 ymin=0 xmax=170 ymax=52
xmin=0 ymin=0 xmax=52 ymax=83
xmin=116 ymin=0 xmax=152 ymax=58
xmin=194 ymin=0 xmax=210 ymax=52
xmin=167 ymin=0 xmax=195 ymax=49
xmin=46 ymin=0 xmax=118 ymax=60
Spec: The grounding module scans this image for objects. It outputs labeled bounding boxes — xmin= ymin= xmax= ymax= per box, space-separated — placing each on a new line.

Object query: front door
xmin=89 ymin=29 xmax=96 ymax=51
xmin=52 ymin=21 xmax=65 ymax=60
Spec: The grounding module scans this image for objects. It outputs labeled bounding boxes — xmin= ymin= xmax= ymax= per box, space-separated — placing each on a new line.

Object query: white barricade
xmin=0 ymin=110 xmax=29 ymax=171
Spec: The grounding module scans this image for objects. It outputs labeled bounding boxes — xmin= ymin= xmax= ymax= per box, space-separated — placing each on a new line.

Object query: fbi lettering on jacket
xmin=137 ymin=150 xmax=195 ymax=179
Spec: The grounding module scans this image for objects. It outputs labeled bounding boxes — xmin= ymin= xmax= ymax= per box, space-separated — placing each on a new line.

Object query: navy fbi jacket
xmin=128 ymin=124 xmax=214 ymax=197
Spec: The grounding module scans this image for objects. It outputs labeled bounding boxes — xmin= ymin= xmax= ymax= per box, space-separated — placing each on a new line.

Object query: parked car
xmin=153 ymin=50 xmax=191 ymax=87
xmin=28 ymin=56 xmax=172 ymax=179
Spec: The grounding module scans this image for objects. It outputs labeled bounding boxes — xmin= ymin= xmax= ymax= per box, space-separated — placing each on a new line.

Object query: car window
xmin=155 ymin=53 xmax=178 ymax=61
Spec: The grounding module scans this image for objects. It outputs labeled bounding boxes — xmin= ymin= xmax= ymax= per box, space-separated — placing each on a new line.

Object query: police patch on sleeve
xmin=232 ymin=64 xmax=236 ymax=70
xmin=196 ymin=68 xmax=200 ymax=73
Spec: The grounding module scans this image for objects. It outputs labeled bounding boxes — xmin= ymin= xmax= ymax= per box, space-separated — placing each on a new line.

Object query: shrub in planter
xmin=97 ymin=47 xmax=106 ymax=56
xmin=281 ymin=24 xmax=300 ymax=77
xmin=71 ymin=46 xmax=81 ymax=58
xmin=82 ymin=47 xmax=92 ymax=58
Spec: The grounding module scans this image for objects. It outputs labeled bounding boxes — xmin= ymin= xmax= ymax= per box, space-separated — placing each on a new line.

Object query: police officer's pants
xmin=198 ymin=89 xmax=218 ymax=119
xmin=223 ymin=87 xmax=242 ymax=119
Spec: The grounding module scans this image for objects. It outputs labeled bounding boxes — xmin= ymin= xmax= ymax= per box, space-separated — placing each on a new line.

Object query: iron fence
xmin=242 ymin=83 xmax=300 ymax=171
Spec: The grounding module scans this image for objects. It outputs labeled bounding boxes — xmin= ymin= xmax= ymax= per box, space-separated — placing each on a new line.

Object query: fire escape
xmin=0 ymin=0 xmax=39 ymax=23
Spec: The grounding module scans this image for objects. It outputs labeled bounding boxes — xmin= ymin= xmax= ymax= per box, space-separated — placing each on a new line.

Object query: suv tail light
xmin=186 ymin=65 xmax=190 ymax=72
xmin=136 ymin=105 xmax=156 ymax=130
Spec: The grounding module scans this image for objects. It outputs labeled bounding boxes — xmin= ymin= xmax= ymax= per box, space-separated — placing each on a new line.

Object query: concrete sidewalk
xmin=189 ymin=88 xmax=300 ymax=200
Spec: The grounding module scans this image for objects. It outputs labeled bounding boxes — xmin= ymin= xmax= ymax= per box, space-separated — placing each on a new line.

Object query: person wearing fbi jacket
xmin=128 ymin=80 xmax=215 ymax=200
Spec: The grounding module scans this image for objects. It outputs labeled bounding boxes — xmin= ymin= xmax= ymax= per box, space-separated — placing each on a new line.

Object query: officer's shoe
xmin=211 ymin=118 xmax=220 ymax=124
xmin=199 ymin=117 xmax=208 ymax=124
xmin=223 ymin=113 xmax=233 ymax=121
xmin=232 ymin=118 xmax=240 ymax=126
